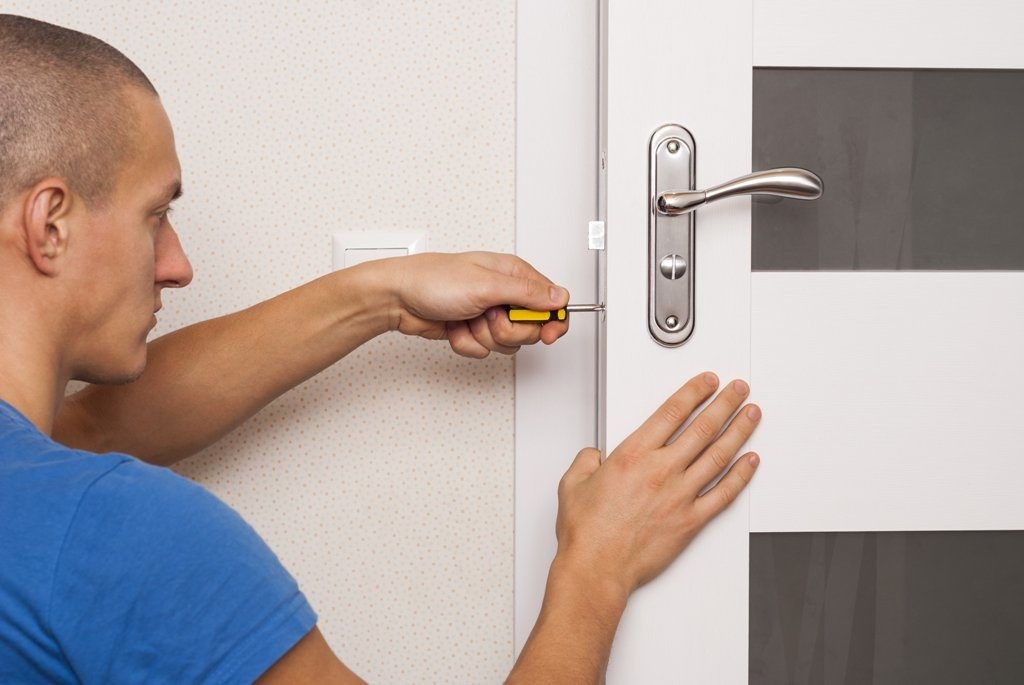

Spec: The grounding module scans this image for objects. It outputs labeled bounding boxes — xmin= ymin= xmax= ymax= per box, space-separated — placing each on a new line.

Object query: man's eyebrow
xmin=157 ymin=180 xmax=183 ymax=205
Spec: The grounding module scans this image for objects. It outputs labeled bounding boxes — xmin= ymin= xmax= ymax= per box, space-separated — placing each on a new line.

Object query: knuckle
xmin=716 ymin=484 xmax=737 ymax=509
xmin=678 ymin=508 xmax=704 ymax=534
xmin=661 ymin=399 xmax=690 ymax=426
xmin=706 ymin=445 xmax=731 ymax=472
xmin=644 ymin=463 xmax=673 ymax=491
xmin=613 ymin=447 xmax=645 ymax=472
xmin=513 ymin=256 xmax=537 ymax=280
xmin=691 ymin=417 xmax=718 ymax=442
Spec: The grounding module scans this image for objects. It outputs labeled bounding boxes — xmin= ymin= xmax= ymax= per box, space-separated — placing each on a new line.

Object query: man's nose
xmin=155 ymin=221 xmax=194 ymax=288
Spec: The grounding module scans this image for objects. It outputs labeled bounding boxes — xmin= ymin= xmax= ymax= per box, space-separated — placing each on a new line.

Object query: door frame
xmin=513 ymin=0 xmax=601 ymax=657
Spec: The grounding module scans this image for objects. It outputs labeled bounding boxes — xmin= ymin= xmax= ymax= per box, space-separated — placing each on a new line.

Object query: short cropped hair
xmin=0 ymin=14 xmax=157 ymax=211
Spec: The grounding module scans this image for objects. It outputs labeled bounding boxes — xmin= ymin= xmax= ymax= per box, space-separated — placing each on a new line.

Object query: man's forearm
xmin=507 ymin=555 xmax=628 ymax=684
xmin=54 ymin=262 xmax=396 ymax=465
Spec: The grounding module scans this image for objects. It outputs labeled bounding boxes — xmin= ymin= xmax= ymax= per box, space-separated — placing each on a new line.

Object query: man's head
xmin=0 ymin=14 xmax=192 ymax=385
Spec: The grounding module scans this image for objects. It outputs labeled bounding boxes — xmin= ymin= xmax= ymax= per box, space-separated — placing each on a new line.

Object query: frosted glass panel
xmin=752 ymin=69 xmax=1024 ymax=270
xmin=750 ymin=531 xmax=1024 ymax=684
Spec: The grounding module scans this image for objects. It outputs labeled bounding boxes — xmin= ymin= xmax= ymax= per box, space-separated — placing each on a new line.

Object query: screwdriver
xmin=506 ymin=304 xmax=605 ymax=322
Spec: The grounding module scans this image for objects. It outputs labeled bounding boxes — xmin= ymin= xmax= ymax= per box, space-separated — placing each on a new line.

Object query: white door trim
xmin=513 ymin=0 xmax=601 ymax=657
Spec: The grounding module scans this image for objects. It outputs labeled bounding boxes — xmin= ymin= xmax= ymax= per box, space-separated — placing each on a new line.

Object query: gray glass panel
xmin=752 ymin=69 xmax=1024 ymax=270
xmin=750 ymin=531 xmax=1024 ymax=684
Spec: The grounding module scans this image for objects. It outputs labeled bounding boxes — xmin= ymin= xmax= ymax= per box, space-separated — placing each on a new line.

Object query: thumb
xmin=565 ymin=447 xmax=602 ymax=483
xmin=486 ymin=271 xmax=569 ymax=311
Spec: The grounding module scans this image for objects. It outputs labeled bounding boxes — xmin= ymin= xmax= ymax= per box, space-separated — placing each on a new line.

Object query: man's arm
xmin=257 ymin=628 xmax=367 ymax=684
xmin=54 ymin=252 xmax=570 ymax=465
xmin=255 ymin=372 xmax=761 ymax=683
xmin=54 ymin=262 xmax=393 ymax=465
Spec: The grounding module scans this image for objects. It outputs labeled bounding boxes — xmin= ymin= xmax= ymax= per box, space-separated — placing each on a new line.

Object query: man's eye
xmin=156 ymin=206 xmax=174 ymax=221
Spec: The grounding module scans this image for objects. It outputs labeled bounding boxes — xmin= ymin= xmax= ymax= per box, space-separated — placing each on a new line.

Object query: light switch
xmin=343 ymin=247 xmax=409 ymax=268
xmin=331 ymin=231 xmax=427 ymax=271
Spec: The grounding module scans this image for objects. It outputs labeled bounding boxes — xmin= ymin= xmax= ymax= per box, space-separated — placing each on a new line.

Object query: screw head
xmin=667 ymin=140 xmax=680 ymax=153
xmin=665 ymin=315 xmax=679 ymax=328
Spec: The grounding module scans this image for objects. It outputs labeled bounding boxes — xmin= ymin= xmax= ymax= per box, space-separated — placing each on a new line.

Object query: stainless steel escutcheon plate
xmin=647 ymin=124 xmax=823 ymax=347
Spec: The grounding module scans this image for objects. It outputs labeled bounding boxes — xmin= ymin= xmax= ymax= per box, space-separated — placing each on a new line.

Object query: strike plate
xmin=648 ymin=124 xmax=695 ymax=346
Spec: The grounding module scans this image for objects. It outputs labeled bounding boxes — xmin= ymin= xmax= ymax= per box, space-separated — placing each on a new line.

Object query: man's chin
xmin=73 ymin=355 xmax=148 ymax=386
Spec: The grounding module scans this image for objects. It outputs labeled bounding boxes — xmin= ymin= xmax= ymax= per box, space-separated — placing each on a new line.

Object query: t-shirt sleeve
xmin=48 ymin=457 xmax=317 ymax=685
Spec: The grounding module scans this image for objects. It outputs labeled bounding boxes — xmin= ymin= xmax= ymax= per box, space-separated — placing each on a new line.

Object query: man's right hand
xmin=263 ymin=371 xmax=760 ymax=685
xmin=509 ymin=371 xmax=761 ymax=683
xmin=556 ymin=370 xmax=760 ymax=597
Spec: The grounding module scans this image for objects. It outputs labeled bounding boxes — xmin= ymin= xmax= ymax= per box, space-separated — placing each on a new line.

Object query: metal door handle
xmin=647 ymin=124 xmax=824 ymax=347
xmin=656 ymin=167 xmax=823 ymax=216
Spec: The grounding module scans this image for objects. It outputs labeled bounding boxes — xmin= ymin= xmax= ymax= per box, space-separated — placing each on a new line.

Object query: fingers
xmin=467 ymin=312 xmax=521 ymax=356
xmin=663 ymin=378 xmax=752 ymax=469
xmin=487 ymin=271 xmax=569 ymax=312
xmin=456 ymin=253 xmax=573 ymax=346
xmin=483 ymin=307 xmax=542 ymax=347
xmin=621 ymin=372 xmax=720 ymax=451
xmin=681 ymin=403 xmax=761 ymax=492
xmin=445 ymin=320 xmax=491 ymax=358
xmin=693 ymin=452 xmax=760 ymax=521
xmin=472 ymin=253 xmax=570 ymax=312
xmin=539 ymin=319 xmax=569 ymax=345
xmin=483 ymin=307 xmax=568 ymax=348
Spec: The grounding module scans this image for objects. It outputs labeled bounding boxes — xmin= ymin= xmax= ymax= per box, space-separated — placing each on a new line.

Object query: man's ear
xmin=22 ymin=178 xmax=74 ymax=276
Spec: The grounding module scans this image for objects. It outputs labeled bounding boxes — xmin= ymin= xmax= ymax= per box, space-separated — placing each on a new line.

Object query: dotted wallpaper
xmin=11 ymin=1 xmax=517 ymax=681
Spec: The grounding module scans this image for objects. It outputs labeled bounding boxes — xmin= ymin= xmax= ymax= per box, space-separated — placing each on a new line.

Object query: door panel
xmin=517 ymin=1 xmax=1024 ymax=682
xmin=603 ymin=0 xmax=752 ymax=681
xmin=750 ymin=272 xmax=1024 ymax=531
xmin=753 ymin=0 xmax=1024 ymax=68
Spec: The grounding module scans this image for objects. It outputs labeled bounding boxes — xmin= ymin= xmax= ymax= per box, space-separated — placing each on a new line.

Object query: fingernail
xmin=748 ymin=453 xmax=760 ymax=467
xmin=549 ymin=286 xmax=565 ymax=304
xmin=703 ymin=372 xmax=718 ymax=387
xmin=733 ymin=379 xmax=749 ymax=395
xmin=746 ymin=405 xmax=761 ymax=420
xmin=487 ymin=308 xmax=497 ymax=321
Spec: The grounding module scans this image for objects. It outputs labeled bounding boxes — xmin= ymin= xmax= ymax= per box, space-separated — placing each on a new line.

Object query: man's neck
xmin=0 ymin=305 xmax=68 ymax=435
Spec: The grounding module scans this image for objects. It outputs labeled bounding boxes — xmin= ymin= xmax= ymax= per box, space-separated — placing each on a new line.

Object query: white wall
xmin=11 ymin=2 xmax=517 ymax=681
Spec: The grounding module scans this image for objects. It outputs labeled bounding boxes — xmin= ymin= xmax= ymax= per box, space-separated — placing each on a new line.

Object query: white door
xmin=518 ymin=1 xmax=1024 ymax=682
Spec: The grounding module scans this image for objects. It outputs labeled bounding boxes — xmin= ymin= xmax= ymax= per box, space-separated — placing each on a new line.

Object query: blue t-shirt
xmin=0 ymin=399 xmax=317 ymax=684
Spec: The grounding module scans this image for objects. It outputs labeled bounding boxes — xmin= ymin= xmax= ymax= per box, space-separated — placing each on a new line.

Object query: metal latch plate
xmin=648 ymin=124 xmax=695 ymax=346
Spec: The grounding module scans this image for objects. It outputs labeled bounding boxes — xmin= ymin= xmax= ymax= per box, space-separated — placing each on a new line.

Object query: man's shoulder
xmin=0 ymin=400 xmax=203 ymax=510
xmin=0 ymin=404 xmax=228 ymax=577
xmin=0 ymin=406 xmax=316 ymax=684
xmin=0 ymin=409 xmax=133 ymax=547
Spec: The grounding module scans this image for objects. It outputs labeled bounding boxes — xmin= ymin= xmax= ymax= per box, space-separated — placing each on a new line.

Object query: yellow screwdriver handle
xmin=505 ymin=306 xmax=567 ymax=323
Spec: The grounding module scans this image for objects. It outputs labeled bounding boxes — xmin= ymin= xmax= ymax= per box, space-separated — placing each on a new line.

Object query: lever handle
xmin=656 ymin=167 xmax=823 ymax=216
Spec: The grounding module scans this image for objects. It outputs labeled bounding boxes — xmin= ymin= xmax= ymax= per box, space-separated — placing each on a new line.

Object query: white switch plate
xmin=331 ymin=231 xmax=427 ymax=271
xmin=343 ymin=247 xmax=410 ymax=267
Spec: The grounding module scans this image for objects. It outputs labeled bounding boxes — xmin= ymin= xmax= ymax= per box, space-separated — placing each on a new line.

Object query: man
xmin=0 ymin=14 xmax=762 ymax=683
